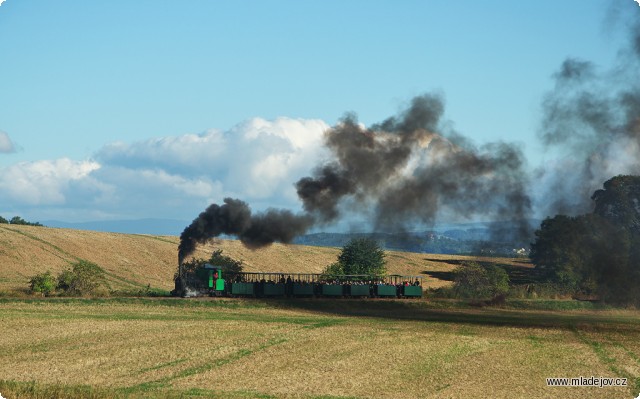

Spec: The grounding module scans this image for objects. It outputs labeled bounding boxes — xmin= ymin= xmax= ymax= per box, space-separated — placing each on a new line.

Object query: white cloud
xmin=95 ymin=166 xmax=223 ymax=202
xmin=0 ymin=158 xmax=101 ymax=205
xmin=0 ymin=117 xmax=331 ymax=222
xmin=228 ymin=117 xmax=329 ymax=199
xmin=97 ymin=129 xmax=228 ymax=172
xmin=237 ymin=117 xmax=327 ymax=150
xmin=97 ymin=116 xmax=330 ymax=205
xmin=0 ymin=131 xmax=16 ymax=153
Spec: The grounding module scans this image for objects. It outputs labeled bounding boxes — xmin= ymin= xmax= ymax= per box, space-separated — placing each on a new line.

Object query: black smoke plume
xmin=296 ymin=94 xmax=533 ymax=242
xmin=537 ymin=11 xmax=640 ymax=217
xmin=178 ymin=198 xmax=313 ymax=264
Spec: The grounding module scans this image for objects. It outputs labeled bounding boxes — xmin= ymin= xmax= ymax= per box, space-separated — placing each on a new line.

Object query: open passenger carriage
xmin=194 ymin=269 xmax=424 ymax=299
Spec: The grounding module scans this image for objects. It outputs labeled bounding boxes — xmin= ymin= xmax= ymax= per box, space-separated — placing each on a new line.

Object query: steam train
xmin=176 ymin=264 xmax=423 ymax=299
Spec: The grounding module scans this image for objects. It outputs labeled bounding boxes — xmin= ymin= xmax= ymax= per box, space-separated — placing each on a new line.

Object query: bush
xmin=453 ymin=263 xmax=510 ymax=300
xmin=486 ymin=265 xmax=510 ymax=297
xmin=57 ymin=260 xmax=106 ymax=296
xmin=56 ymin=269 xmax=74 ymax=292
xmin=29 ymin=271 xmax=57 ymax=296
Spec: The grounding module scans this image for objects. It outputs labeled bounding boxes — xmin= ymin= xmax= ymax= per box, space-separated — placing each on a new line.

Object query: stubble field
xmin=1 ymin=298 xmax=639 ymax=399
xmin=2 ymin=224 xmax=639 ymax=398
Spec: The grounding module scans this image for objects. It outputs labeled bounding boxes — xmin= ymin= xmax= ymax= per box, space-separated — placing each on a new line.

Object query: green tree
xmin=330 ymin=238 xmax=386 ymax=276
xmin=0 ymin=216 xmax=8 ymax=224
xmin=57 ymin=260 xmax=106 ymax=296
xmin=29 ymin=271 xmax=57 ymax=296
xmin=530 ymin=215 xmax=586 ymax=289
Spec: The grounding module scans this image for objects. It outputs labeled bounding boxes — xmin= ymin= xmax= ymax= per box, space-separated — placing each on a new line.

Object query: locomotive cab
xmin=204 ymin=264 xmax=225 ymax=293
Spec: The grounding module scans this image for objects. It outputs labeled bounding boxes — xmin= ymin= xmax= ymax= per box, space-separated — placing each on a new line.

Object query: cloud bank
xmin=0 ymin=117 xmax=329 ymax=222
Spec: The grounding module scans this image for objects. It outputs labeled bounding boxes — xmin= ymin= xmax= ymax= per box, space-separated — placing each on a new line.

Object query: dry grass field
xmin=0 ymin=224 xmax=527 ymax=294
xmin=4 ymin=225 xmax=637 ymax=398
xmin=0 ymin=298 xmax=639 ymax=399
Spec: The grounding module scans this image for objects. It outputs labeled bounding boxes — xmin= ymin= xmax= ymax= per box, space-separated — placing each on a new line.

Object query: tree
xmin=0 ymin=216 xmax=8 ymax=224
xmin=592 ymin=175 xmax=640 ymax=233
xmin=530 ymin=215 xmax=588 ymax=289
xmin=328 ymin=238 xmax=386 ymax=276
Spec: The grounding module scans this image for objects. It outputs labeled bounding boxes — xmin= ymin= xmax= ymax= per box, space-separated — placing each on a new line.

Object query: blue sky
xmin=0 ymin=0 xmax=637 ymax=225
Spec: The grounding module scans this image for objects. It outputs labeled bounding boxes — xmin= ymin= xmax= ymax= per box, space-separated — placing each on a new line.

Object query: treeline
xmin=530 ymin=175 xmax=640 ymax=306
xmin=0 ymin=216 xmax=43 ymax=226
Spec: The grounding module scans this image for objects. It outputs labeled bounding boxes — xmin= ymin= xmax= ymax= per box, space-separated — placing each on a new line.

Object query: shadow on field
xmin=272 ymin=298 xmax=640 ymax=332
xmin=421 ymin=270 xmax=456 ymax=282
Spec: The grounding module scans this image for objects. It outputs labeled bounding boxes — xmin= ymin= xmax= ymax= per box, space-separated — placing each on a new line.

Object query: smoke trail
xmin=178 ymin=198 xmax=313 ymax=263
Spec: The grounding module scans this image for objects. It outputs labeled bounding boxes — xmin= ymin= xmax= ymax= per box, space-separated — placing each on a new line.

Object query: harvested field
xmin=0 ymin=298 xmax=639 ymax=398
